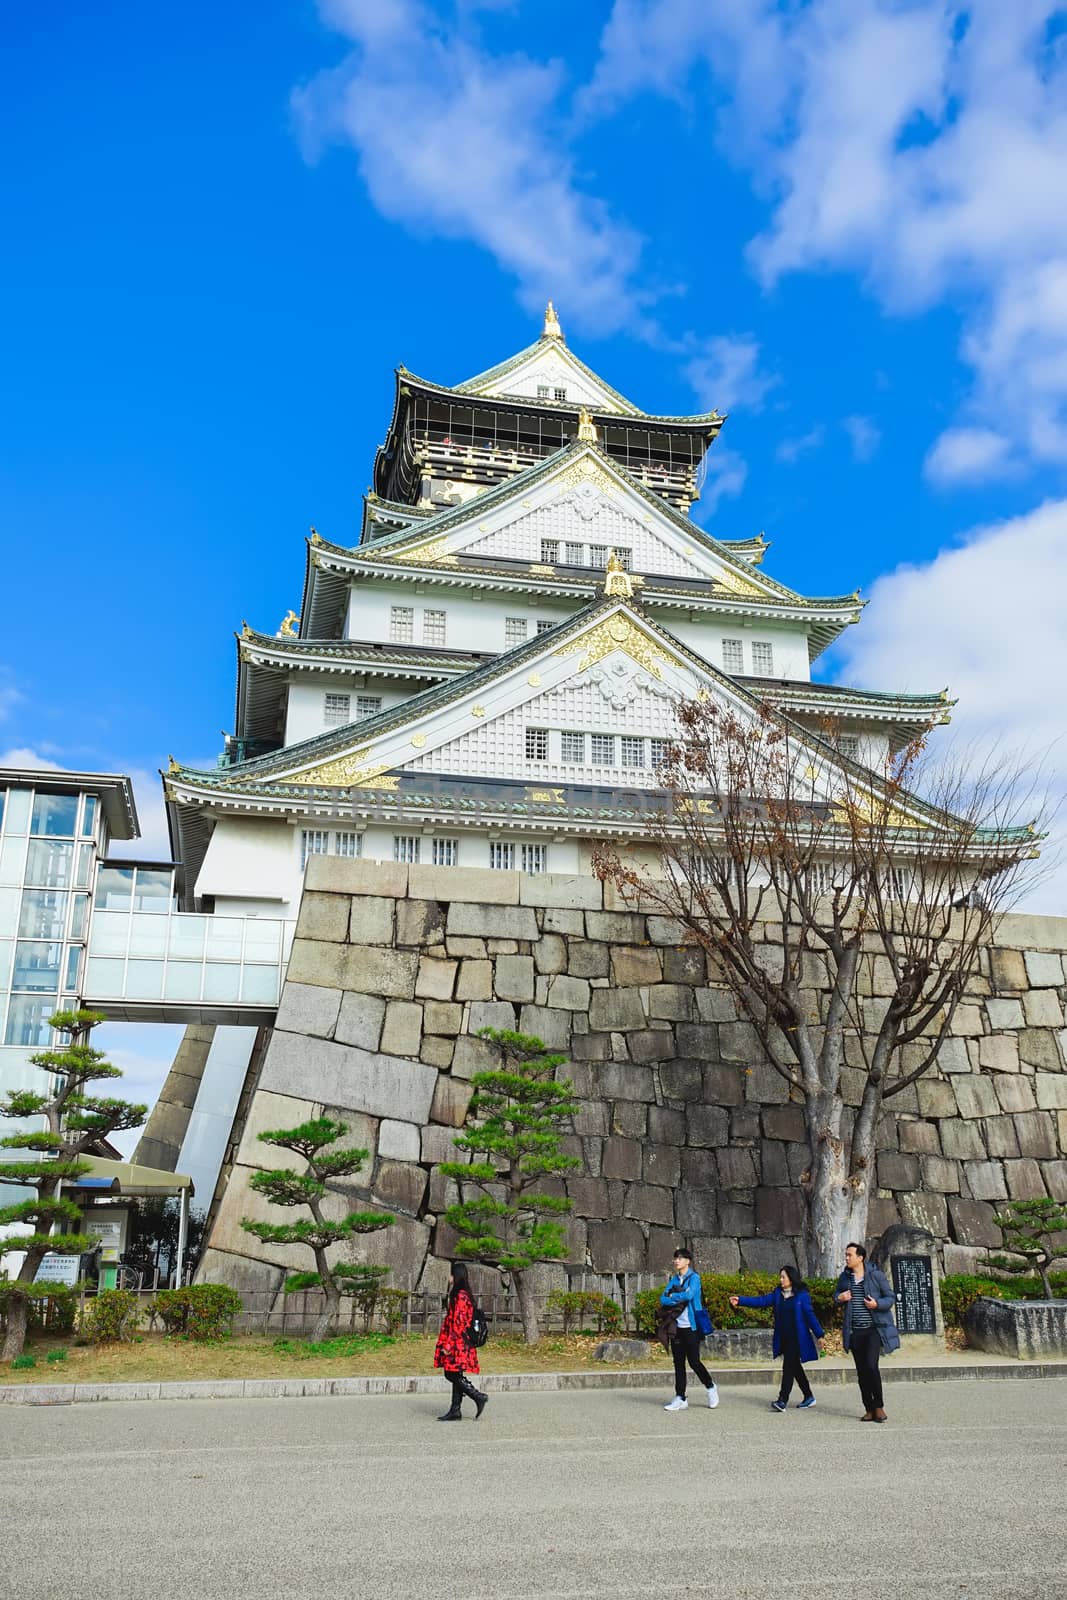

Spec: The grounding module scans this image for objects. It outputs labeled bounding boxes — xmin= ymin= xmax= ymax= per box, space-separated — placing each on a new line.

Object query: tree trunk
xmin=310 ymin=1245 xmax=341 ymax=1342
xmin=514 ymin=1270 xmax=541 ymax=1345
xmin=2 ymin=1292 xmax=30 ymax=1362
xmin=1039 ymin=1260 xmax=1053 ymax=1300
xmin=803 ymin=1092 xmax=852 ymax=1277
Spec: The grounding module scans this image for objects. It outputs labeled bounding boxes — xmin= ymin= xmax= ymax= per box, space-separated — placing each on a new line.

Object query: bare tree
xmin=594 ymin=698 xmax=1043 ymax=1276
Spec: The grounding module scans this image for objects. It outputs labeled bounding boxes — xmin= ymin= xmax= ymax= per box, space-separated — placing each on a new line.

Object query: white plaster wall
xmin=285 ymin=673 xmax=418 ymax=746
xmin=659 ymin=614 xmax=812 ymax=682
xmin=196 ymin=816 xmax=302 ymax=914
xmin=346 ymin=581 xmax=581 ymax=653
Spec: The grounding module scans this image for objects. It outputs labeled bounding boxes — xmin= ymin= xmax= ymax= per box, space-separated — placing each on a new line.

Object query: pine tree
xmin=0 ymin=1010 xmax=147 ymax=1362
xmin=987 ymin=1198 xmax=1067 ymax=1299
xmin=438 ymin=1028 xmax=579 ymax=1345
xmin=240 ymin=1117 xmax=393 ymax=1341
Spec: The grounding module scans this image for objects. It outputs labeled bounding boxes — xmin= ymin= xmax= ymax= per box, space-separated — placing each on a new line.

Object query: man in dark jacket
xmin=835 ymin=1240 xmax=900 ymax=1422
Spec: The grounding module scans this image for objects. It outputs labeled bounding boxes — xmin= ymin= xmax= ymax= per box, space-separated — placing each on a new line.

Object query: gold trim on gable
xmin=555 ymin=613 xmax=669 ymax=679
xmin=556 ymin=456 xmax=615 ymax=494
xmin=280 ymin=748 xmax=400 ymax=789
xmin=394 ymin=538 xmax=459 ymax=567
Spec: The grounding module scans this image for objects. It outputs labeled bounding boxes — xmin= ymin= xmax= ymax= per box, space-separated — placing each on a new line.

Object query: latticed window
xmin=809 ymin=861 xmax=840 ymax=895
xmin=650 ymin=738 xmax=671 ymax=770
xmin=393 ymin=835 xmax=420 ymax=864
xmin=887 ymin=866 xmax=911 ymax=901
xmin=489 ymin=842 xmax=515 ymax=870
xmin=589 ymin=545 xmax=609 ymax=568
xmin=423 ymin=609 xmax=446 ymax=646
xmin=356 ymin=695 xmax=382 ymax=720
xmin=554 ymin=387 xmax=567 ymax=401
xmin=432 ymin=837 xmax=458 ymax=866
xmin=300 ymin=830 xmax=329 ymax=869
xmin=522 ymin=843 xmax=548 ymax=874
xmin=561 ymin=731 xmax=585 ymax=763
xmin=565 ymin=542 xmax=584 ymax=565
xmin=536 ymin=384 xmax=550 ymax=398
xmin=614 ymin=547 xmax=633 ymax=571
xmin=620 ymin=736 xmax=645 ymax=767
xmin=323 ymin=692 xmax=350 ymax=727
xmin=540 ymin=540 xmax=559 ymax=564
xmin=505 ymin=616 xmax=528 ymax=647
xmin=334 ymin=832 xmax=361 ymax=858
xmin=536 ymin=619 xmax=554 ymax=635
xmin=390 ymin=606 xmax=414 ymax=643
xmin=525 ymin=727 xmax=549 ymax=761
xmin=590 ymin=734 xmax=614 ymax=765
xmin=722 ymin=638 xmax=744 ymax=673
xmin=751 ymin=642 xmax=774 ymax=676
xmin=836 ymin=734 xmax=859 ymax=760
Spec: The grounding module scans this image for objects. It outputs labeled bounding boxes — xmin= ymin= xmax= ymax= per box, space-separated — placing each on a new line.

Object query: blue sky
xmin=3 ymin=2 xmax=1066 ymax=1123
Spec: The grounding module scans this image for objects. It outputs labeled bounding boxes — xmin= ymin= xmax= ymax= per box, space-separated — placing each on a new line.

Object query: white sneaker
xmin=706 ymin=1384 xmax=719 ymax=1409
xmin=664 ymin=1396 xmax=688 ymax=1411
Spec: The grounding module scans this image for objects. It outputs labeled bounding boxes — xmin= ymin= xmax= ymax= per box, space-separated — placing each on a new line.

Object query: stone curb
xmin=3 ymin=1360 xmax=1066 ymax=1406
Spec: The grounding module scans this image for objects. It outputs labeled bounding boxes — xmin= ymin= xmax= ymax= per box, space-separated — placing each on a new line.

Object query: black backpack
xmin=468 ymin=1305 xmax=490 ymax=1348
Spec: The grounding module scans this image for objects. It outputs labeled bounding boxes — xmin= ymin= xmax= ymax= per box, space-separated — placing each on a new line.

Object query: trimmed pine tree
xmin=240 ymin=1117 xmax=393 ymax=1341
xmin=987 ymin=1198 xmax=1067 ymax=1299
xmin=438 ymin=1028 xmax=579 ymax=1344
xmin=0 ymin=1010 xmax=147 ymax=1362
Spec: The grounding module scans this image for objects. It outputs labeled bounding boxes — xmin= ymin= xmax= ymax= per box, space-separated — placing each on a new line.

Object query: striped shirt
xmin=849 ymin=1271 xmax=873 ymax=1329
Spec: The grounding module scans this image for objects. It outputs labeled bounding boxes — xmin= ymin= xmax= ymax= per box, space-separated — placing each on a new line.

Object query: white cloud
xmin=776 ymin=425 xmax=825 ymax=464
xmin=698 ymin=443 xmax=748 ymax=514
xmin=587 ymin=1 xmax=1067 ymax=482
xmin=683 ymin=334 xmax=776 ymax=414
xmin=843 ymin=414 xmax=880 ymax=463
xmin=838 ymin=496 xmax=1067 ymax=913
xmin=0 ymin=746 xmax=62 ymax=771
xmin=924 ymin=425 xmax=1015 ymax=486
xmin=296 ymin=1 xmax=646 ymax=336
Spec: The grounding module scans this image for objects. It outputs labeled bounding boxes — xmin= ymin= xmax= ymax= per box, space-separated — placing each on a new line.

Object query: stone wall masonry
xmin=200 ymin=864 xmax=1067 ymax=1306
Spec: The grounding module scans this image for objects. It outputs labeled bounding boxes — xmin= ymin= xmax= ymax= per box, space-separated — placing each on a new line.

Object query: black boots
xmin=439 ymin=1374 xmax=488 ymax=1420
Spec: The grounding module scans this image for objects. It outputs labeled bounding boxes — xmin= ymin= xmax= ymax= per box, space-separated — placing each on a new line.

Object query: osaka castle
xmin=165 ymin=305 xmax=949 ymax=914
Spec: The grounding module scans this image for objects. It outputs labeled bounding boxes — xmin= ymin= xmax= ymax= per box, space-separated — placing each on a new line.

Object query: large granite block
xmin=430 ymin=1075 xmax=473 ymax=1128
xmin=1036 ymin=1073 xmax=1067 ymax=1110
xmin=545 ymin=973 xmax=591 ymax=1011
xmin=348 ymin=896 xmax=395 ymax=946
xmin=588 ymin=987 xmax=646 ymax=1032
xmin=939 ymin=1119 xmax=986 ymax=1160
xmin=687 ymin=1104 xmax=730 ymax=1148
xmin=624 ymin=1183 xmax=675 ymax=1226
xmin=455 ymin=959 xmax=493 ymax=1000
xmin=408 ymin=864 xmax=519 ymax=904
xmin=1024 ymin=950 xmax=1064 ymax=987
xmin=601 ymin=1137 xmax=642 ymax=1181
xmin=1014 ymin=1110 xmax=1058 ymax=1158
xmin=447 ymin=902 xmax=538 ymax=940
xmin=964 ymin=1295 xmax=1067 ymax=1359
xmin=305 ymin=857 xmax=407 ymax=898
xmin=335 ymin=991 xmax=387 ymax=1052
xmin=598 ymin=1061 xmax=655 ymax=1101
xmin=642 ymin=1143 xmax=681 ymax=1188
xmin=584 ymin=910 xmax=646 ymax=942
xmin=627 ymin=1029 xmax=676 ymax=1063
xmin=1004 ymin=1158 xmax=1047 ymax=1199
xmin=533 ymin=933 xmax=567 ymax=974
xmin=381 ymin=1000 xmax=423 ymax=1058
xmin=260 ymin=1032 xmax=437 ymax=1124
xmin=966 ymin=1159 xmax=1007 ymax=1201
xmin=341 ymin=944 xmax=419 ymax=999
xmin=610 ymin=946 xmax=663 ymax=986
xmin=519 ymin=873 xmax=602 ymax=908
xmin=755 ymin=1186 xmax=806 ymax=1236
xmin=517 ymin=1004 xmax=572 ymax=1048
xmin=649 ymin=1105 xmax=686 ymax=1145
xmin=395 ymin=899 xmax=445 ymax=948
xmin=587 ymin=1219 xmax=646 ymax=1271
xmin=295 ymin=891 xmax=351 ymax=943
xmin=494 ymin=954 xmax=535 ymax=1001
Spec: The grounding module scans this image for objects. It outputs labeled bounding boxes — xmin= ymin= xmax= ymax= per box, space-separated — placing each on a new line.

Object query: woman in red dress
xmin=434 ymin=1261 xmax=488 ymax=1421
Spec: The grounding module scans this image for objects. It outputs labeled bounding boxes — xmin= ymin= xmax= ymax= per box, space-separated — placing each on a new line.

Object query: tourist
xmin=835 ymin=1241 xmax=900 ymax=1422
xmin=729 ymin=1265 xmax=824 ymax=1411
xmin=658 ymin=1246 xmax=720 ymax=1411
xmin=433 ymin=1260 xmax=489 ymax=1422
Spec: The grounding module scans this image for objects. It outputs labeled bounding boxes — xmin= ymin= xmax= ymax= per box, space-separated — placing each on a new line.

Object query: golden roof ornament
xmin=278 ymin=610 xmax=300 ymax=637
xmin=577 ymin=407 xmax=598 ymax=443
xmin=309 ymin=526 xmax=323 ymax=545
xmin=603 ymin=548 xmax=635 ymax=599
xmin=542 ymin=301 xmax=564 ymax=342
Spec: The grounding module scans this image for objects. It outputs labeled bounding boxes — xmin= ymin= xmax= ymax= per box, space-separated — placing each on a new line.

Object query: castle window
xmin=536 ymin=619 xmax=554 ymax=635
xmin=590 ymin=734 xmax=614 ymax=766
xmin=589 ymin=545 xmax=609 ymax=568
xmin=393 ymin=835 xmax=421 ymax=864
xmin=561 ymin=731 xmax=585 ymax=763
xmin=565 ymin=542 xmax=584 ymax=565
xmin=614 ymin=547 xmax=633 ymax=571
xmin=620 ymin=736 xmax=645 ymax=767
xmin=537 ymin=384 xmax=550 ymax=399
xmin=525 ymin=727 xmax=549 ymax=761
xmin=423 ymin=609 xmax=446 ymax=646
xmin=650 ymin=738 xmax=671 ymax=770
xmin=522 ymin=843 xmax=548 ymax=873
xmin=489 ymin=842 xmax=515 ymax=870
xmin=323 ymin=692 xmax=350 ymax=728
xmin=390 ymin=606 xmax=414 ymax=643
xmin=554 ymin=387 xmax=567 ymax=401
xmin=300 ymin=829 xmax=329 ymax=869
xmin=886 ymin=866 xmax=911 ymax=901
xmin=751 ymin=642 xmax=774 ymax=676
xmin=334 ymin=832 xmax=362 ymax=859
xmin=505 ymin=616 xmax=528 ymax=647
xmin=540 ymin=540 xmax=559 ymax=564
xmin=722 ymin=639 xmax=744 ymax=673
xmin=356 ymin=695 xmax=382 ymax=720
xmin=432 ymin=837 xmax=459 ymax=867
xmin=836 ymin=734 xmax=859 ymax=760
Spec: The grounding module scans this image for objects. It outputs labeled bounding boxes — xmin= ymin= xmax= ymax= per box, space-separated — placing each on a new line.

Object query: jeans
xmin=778 ymin=1347 xmax=812 ymax=1403
xmin=849 ymin=1327 xmax=884 ymax=1410
xmin=671 ymin=1329 xmax=714 ymax=1398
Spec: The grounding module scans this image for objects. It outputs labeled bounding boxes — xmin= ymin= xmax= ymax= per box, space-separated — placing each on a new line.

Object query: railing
xmin=84 ymin=909 xmax=293 ymax=1012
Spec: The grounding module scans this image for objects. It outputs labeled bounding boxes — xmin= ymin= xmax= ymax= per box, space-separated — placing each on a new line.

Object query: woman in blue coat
xmin=729 ymin=1266 xmax=824 ymax=1411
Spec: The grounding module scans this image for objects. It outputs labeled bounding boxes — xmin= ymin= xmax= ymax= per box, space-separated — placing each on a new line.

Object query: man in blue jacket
xmin=660 ymin=1247 xmax=720 ymax=1411
xmin=835 ymin=1240 xmax=900 ymax=1422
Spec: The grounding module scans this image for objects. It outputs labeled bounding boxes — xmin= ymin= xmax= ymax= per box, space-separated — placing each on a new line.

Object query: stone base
xmin=594 ymin=1338 xmax=650 ymax=1362
xmin=706 ymin=1328 xmax=775 ymax=1361
xmin=963 ymin=1295 xmax=1067 ymax=1359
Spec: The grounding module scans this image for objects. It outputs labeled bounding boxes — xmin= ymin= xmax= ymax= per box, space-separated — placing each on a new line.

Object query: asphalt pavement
xmin=3 ymin=1377 xmax=1065 ymax=1599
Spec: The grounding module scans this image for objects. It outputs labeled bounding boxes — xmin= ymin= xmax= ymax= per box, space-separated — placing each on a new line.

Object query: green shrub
xmin=80 ymin=1289 xmax=139 ymax=1344
xmin=46 ymin=1348 xmax=68 ymax=1363
xmin=377 ymin=1288 xmax=408 ymax=1335
xmin=146 ymin=1284 xmax=243 ymax=1341
xmin=11 ymin=1353 xmax=36 ymax=1370
xmin=0 ymin=1281 xmax=78 ymax=1336
xmin=546 ymin=1289 xmax=623 ymax=1335
xmin=939 ymin=1271 xmax=1067 ymax=1328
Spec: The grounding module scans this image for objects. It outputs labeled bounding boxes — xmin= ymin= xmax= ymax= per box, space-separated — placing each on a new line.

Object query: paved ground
xmin=4 ymin=1378 xmax=1066 ymax=1599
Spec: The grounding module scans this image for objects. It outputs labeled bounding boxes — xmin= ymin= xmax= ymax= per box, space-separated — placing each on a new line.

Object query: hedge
xmin=633 ymin=1273 xmax=840 ymax=1336
xmin=939 ymin=1271 xmax=1067 ymax=1328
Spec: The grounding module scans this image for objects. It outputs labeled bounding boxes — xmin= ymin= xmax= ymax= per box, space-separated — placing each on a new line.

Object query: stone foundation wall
xmin=198 ymin=860 xmax=1067 ymax=1306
